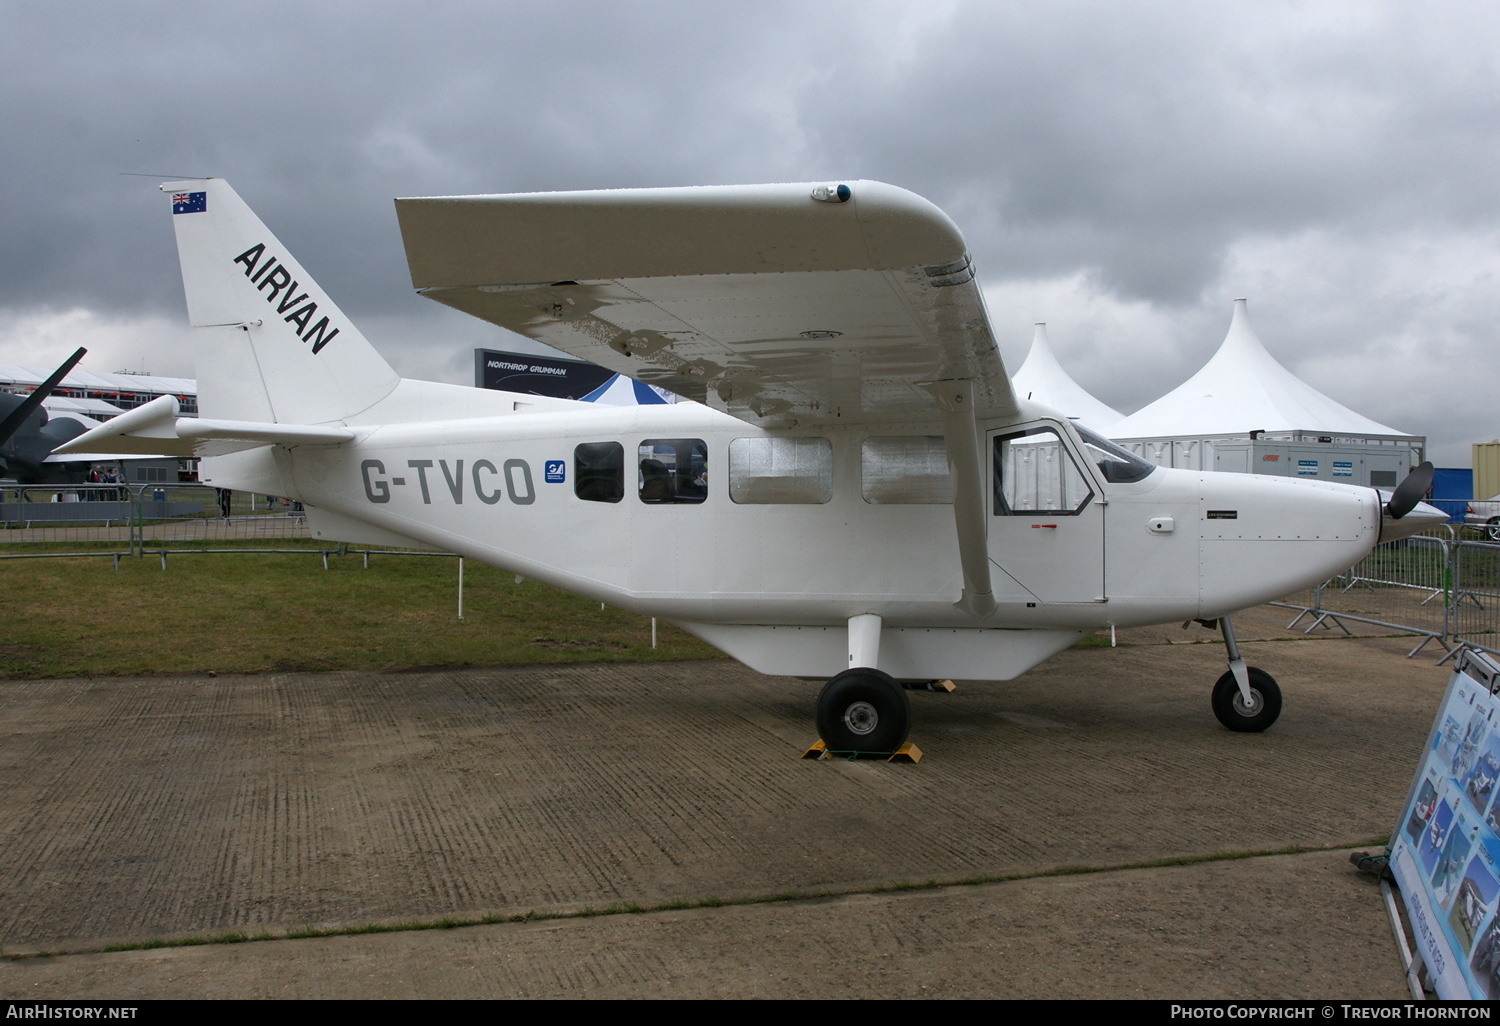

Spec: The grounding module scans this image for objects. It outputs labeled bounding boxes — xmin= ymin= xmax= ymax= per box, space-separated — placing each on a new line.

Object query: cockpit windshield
xmin=1074 ymin=424 xmax=1157 ymax=484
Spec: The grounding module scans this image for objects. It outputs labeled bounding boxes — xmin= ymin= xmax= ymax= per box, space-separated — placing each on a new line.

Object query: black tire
xmin=1487 ymin=518 xmax=1500 ymax=542
xmin=1211 ymin=667 xmax=1282 ymax=732
xmin=816 ymin=668 xmax=911 ymax=753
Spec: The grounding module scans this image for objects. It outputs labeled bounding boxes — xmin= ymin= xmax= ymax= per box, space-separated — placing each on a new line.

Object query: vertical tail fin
xmin=163 ymin=180 xmax=399 ymax=424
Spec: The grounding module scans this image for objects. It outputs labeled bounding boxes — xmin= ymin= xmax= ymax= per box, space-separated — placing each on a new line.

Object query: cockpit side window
xmin=993 ymin=427 xmax=1093 ymax=515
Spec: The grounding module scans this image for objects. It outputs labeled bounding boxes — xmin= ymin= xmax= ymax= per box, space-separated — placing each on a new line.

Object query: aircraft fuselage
xmin=210 ymin=392 xmax=1381 ymax=679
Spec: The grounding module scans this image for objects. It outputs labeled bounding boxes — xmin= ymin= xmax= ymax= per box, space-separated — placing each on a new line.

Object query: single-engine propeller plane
xmin=59 ymin=179 xmax=1445 ymax=752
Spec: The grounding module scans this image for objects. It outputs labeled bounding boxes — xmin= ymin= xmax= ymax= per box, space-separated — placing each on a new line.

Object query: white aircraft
xmin=59 ymin=179 xmax=1444 ymax=753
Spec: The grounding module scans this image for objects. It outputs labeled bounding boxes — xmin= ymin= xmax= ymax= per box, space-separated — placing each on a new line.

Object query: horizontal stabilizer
xmin=177 ymin=419 xmax=355 ymax=445
xmin=53 ymin=394 xmax=354 ymax=458
xmin=42 ymin=451 xmax=179 ymax=464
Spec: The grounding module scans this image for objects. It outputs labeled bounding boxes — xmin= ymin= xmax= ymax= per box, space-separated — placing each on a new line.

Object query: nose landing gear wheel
xmin=1211 ymin=667 xmax=1282 ymax=732
xmin=816 ymin=668 xmax=911 ymax=754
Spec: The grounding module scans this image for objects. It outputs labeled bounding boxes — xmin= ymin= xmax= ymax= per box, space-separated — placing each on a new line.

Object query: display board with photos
xmin=1390 ymin=647 xmax=1500 ymax=999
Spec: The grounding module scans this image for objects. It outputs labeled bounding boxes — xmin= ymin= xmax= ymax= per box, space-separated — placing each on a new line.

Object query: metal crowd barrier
xmin=0 ymin=483 xmax=138 ymax=559
xmin=0 ymin=484 xmax=315 ymax=555
xmin=138 ymin=486 xmax=314 ymax=557
xmin=0 ymin=484 xmax=460 ymax=568
xmin=1275 ymin=528 xmax=1500 ymax=661
xmin=1449 ymin=540 xmax=1500 ymax=657
xmin=1283 ymin=534 xmax=1451 ymax=657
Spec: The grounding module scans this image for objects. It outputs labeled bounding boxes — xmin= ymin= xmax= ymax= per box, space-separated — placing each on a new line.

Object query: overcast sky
xmin=2 ymin=1 xmax=1496 ymax=465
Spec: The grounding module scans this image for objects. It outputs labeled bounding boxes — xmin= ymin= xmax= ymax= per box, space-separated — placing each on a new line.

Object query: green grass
xmin=0 ymin=548 xmax=723 ymax=678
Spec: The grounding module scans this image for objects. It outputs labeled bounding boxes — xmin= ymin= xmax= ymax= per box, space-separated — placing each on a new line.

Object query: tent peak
xmin=1216 ymin=296 xmax=1274 ymax=365
xmin=1110 ymin=298 xmax=1412 ymax=440
xmin=1012 ymin=323 xmax=1123 ymax=432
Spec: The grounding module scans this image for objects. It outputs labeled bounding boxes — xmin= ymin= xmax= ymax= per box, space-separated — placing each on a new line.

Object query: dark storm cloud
xmin=1 ymin=3 xmax=823 ymax=310
xmin=6 ymin=0 xmax=1494 ymax=308
xmin=810 ymin=4 xmax=1500 ymax=300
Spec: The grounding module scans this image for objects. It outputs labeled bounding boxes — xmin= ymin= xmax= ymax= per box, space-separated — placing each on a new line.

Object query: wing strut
xmin=922 ymin=379 xmax=996 ymax=618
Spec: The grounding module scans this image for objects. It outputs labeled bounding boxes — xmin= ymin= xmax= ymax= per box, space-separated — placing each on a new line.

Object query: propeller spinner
xmin=1386 ymin=461 xmax=1434 ymax=520
xmin=1378 ymin=461 xmax=1445 ymax=543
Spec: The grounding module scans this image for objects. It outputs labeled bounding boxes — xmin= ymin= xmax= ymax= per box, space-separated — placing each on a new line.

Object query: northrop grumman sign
xmin=475 ymin=349 xmax=613 ymax=400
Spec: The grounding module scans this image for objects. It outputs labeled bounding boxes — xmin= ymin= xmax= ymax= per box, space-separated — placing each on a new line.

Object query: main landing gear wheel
xmin=1210 ymin=667 xmax=1282 ymax=733
xmin=816 ymin=668 xmax=911 ymax=754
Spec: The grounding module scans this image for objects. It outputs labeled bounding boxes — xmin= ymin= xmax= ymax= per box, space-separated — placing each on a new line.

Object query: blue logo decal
xmin=544 ymin=460 xmax=566 ymax=484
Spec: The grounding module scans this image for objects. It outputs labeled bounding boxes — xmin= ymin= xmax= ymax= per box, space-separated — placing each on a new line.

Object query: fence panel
xmin=1277 ymin=535 xmax=1451 ymax=656
xmin=0 ymin=485 xmax=323 ymax=557
xmin=0 ymin=484 xmax=135 ymax=557
xmin=134 ymin=484 xmax=314 ymax=550
xmin=1450 ymin=540 xmax=1500 ymax=656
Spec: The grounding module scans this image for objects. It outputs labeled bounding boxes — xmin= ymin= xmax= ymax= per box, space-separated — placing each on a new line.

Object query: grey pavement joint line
xmin=1 ymin=839 xmax=1386 ymax=961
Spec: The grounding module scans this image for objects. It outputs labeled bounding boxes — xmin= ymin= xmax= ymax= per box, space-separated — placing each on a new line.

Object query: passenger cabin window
xmin=861 ymin=436 xmax=953 ymax=504
xmin=994 ymin=427 xmax=1093 ymax=515
xmin=574 ymin=441 xmax=624 ymax=503
xmin=639 ymin=439 xmax=708 ymax=504
xmin=729 ymin=437 xmax=832 ymax=504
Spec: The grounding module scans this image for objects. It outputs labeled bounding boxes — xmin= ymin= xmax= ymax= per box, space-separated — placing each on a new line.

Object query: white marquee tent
xmin=1010 ymin=323 xmax=1123 ymax=434
xmin=1106 ymin=299 xmax=1422 ymax=484
xmin=1110 ymin=299 xmax=1411 ymax=442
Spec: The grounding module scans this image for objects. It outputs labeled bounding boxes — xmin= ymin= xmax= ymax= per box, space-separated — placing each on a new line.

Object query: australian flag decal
xmin=172 ymin=191 xmax=207 ymax=214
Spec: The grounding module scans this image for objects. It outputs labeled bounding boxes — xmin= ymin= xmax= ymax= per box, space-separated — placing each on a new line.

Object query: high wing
xmin=395 ymin=181 xmax=1017 ymax=428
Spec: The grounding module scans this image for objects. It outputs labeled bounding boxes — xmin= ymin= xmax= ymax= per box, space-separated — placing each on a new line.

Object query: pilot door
xmin=986 ymin=423 xmax=1105 ymax=604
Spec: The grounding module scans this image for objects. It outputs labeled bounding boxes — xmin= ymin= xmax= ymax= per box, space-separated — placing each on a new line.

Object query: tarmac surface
xmin=0 ymin=606 xmax=1452 ymax=999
